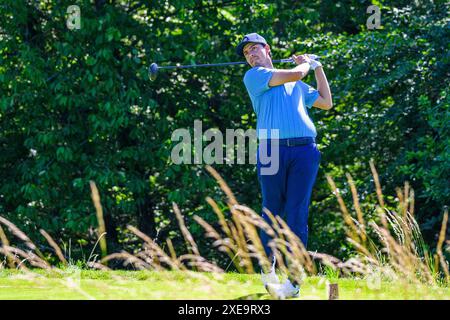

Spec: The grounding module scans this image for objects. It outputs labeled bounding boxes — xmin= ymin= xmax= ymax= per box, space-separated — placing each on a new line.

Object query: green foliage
xmin=0 ymin=1 xmax=448 ymax=262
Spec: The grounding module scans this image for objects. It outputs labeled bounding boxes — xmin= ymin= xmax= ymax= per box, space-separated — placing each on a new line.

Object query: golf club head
xmin=149 ymin=63 xmax=158 ymax=81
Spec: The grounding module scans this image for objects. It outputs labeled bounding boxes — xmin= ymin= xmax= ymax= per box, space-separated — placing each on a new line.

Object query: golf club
xmin=149 ymin=54 xmax=320 ymax=81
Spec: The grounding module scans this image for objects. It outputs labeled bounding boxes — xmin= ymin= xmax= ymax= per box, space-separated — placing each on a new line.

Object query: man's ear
xmin=264 ymin=44 xmax=272 ymax=58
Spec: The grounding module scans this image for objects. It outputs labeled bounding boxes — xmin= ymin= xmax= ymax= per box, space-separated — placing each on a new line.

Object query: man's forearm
xmin=269 ymin=63 xmax=310 ymax=87
xmin=314 ymin=67 xmax=332 ymax=107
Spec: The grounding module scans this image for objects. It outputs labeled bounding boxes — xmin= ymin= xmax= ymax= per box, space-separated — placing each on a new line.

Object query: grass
xmin=0 ymin=269 xmax=449 ymax=300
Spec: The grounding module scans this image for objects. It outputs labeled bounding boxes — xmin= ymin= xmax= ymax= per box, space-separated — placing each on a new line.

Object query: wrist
xmin=313 ymin=65 xmax=323 ymax=71
xmin=309 ymin=59 xmax=322 ymax=71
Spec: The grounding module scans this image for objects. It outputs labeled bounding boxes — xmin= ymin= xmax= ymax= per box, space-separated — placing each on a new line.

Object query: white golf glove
xmin=309 ymin=58 xmax=322 ymax=70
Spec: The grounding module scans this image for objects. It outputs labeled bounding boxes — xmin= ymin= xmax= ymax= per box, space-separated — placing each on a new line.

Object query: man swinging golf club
xmin=236 ymin=33 xmax=333 ymax=299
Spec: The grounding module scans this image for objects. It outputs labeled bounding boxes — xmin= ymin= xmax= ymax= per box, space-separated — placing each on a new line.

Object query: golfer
xmin=236 ymin=33 xmax=333 ymax=299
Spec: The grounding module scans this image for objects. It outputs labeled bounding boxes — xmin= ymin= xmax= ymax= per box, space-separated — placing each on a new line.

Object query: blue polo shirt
xmin=243 ymin=66 xmax=319 ymax=139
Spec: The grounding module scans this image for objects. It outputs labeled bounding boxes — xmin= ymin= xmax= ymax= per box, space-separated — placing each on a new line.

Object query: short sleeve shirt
xmin=243 ymin=66 xmax=319 ymax=139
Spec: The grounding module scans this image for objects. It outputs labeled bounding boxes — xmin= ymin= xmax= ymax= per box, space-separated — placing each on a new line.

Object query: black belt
xmin=259 ymin=137 xmax=315 ymax=147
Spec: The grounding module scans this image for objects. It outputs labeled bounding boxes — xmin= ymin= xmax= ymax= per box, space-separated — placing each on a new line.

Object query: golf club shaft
xmin=148 ymin=54 xmax=320 ymax=81
xmin=157 ymin=56 xmax=318 ymax=70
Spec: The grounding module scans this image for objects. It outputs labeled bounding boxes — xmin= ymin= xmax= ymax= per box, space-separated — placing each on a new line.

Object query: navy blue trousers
xmin=257 ymin=142 xmax=321 ymax=257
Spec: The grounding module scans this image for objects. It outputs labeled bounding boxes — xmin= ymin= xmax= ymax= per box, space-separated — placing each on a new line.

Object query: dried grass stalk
xmin=40 ymin=229 xmax=68 ymax=266
xmin=0 ymin=224 xmax=15 ymax=268
xmin=346 ymin=173 xmax=366 ymax=243
xmin=3 ymin=245 xmax=51 ymax=270
xmin=89 ymin=181 xmax=107 ymax=259
xmin=193 ymin=215 xmax=242 ymax=272
xmin=0 ymin=248 xmax=26 ymax=271
xmin=326 ymin=175 xmax=360 ymax=243
xmin=369 ymin=159 xmax=385 ymax=208
xmin=436 ymin=209 xmax=449 ymax=281
xmin=172 ymin=203 xmax=200 ymax=257
xmin=206 ymin=197 xmax=236 ymax=248
xmin=101 ymin=251 xmax=151 ymax=270
xmin=0 ymin=216 xmax=41 ymax=255
xmin=229 ymin=207 xmax=253 ymax=273
xmin=205 ymin=165 xmax=238 ymax=206
xmin=126 ymin=225 xmax=180 ymax=270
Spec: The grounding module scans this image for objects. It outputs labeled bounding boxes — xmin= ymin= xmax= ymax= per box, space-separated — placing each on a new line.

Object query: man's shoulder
xmin=243 ymin=67 xmax=257 ymax=85
xmin=244 ymin=66 xmax=272 ymax=81
xmin=244 ymin=66 xmax=259 ymax=77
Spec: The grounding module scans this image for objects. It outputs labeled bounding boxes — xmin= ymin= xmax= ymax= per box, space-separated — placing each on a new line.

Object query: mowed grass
xmin=0 ymin=269 xmax=449 ymax=300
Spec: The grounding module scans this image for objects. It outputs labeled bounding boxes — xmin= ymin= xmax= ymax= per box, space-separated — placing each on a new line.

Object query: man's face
xmin=243 ymin=43 xmax=270 ymax=67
